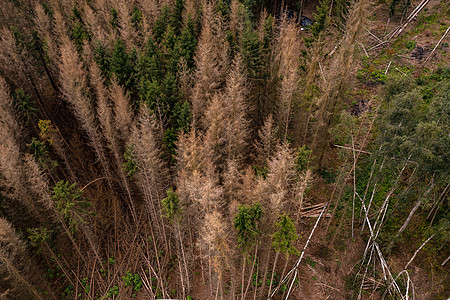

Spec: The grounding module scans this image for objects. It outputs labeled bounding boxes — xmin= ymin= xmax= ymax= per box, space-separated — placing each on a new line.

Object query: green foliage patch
xmin=122 ymin=271 xmax=143 ymax=293
xmin=234 ymin=202 xmax=262 ymax=251
xmin=52 ymin=181 xmax=91 ymax=233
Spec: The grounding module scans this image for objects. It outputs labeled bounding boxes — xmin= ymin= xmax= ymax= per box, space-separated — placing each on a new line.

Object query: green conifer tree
xmin=110 ymin=39 xmax=136 ymax=92
xmin=234 ymin=202 xmax=262 ymax=251
xmin=267 ymin=214 xmax=299 ymax=297
xmin=176 ymin=18 xmax=198 ymax=68
xmin=94 ymin=41 xmax=112 ymax=80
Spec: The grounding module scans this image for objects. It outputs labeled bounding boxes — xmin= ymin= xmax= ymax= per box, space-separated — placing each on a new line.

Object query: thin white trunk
xmin=199 ymin=245 xmax=206 ymax=285
xmin=279 ymin=254 xmax=289 ymax=287
xmin=253 ymin=258 xmax=259 ymax=300
xmin=177 ymin=247 xmax=186 ymax=299
xmin=351 ymin=135 xmax=356 ymax=238
xmin=267 ymin=251 xmax=279 ymax=298
xmin=258 ymin=248 xmax=272 ymax=299
xmin=404 ymin=234 xmax=435 ymax=270
xmin=209 ymin=247 xmax=212 ymax=294
xmin=241 ymin=254 xmax=246 ymax=300
xmin=243 ymin=245 xmax=258 ymax=300
xmin=398 ymin=200 xmax=421 ymax=235
xmin=177 ymin=222 xmax=190 ymax=293
xmin=215 ymin=277 xmax=220 ymax=300
xmin=357 ymin=244 xmax=375 ymax=300
xmin=279 ymin=255 xmax=290 ymax=299
xmin=424 ymin=27 xmax=449 ymax=63
xmin=442 ymin=255 xmax=450 ymax=266
xmin=272 ymin=203 xmax=327 ymax=299
xmin=391 ymin=180 xmax=434 ymax=250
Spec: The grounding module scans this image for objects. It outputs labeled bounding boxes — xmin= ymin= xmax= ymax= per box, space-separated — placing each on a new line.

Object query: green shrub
xmin=405 ymin=40 xmax=416 ymax=50
xmin=252 ymin=165 xmax=268 ymax=179
xmin=52 ymin=181 xmax=91 ymax=233
xmin=62 ymin=284 xmax=73 ymax=299
xmin=27 ymin=227 xmax=52 ymax=248
xmin=81 ymin=277 xmax=90 ymax=293
xmin=27 ymin=137 xmax=58 ymax=171
xmin=13 ymin=89 xmax=37 ymax=122
xmin=107 ymin=286 xmax=119 ymax=298
xmin=108 ymin=257 xmax=116 ymax=265
xmin=371 ymin=70 xmax=387 ymax=84
xmin=123 ymin=271 xmax=143 ymax=293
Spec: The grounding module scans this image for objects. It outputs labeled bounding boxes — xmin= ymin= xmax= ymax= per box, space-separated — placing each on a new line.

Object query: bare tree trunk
xmin=428 ymin=184 xmax=448 ymax=225
xmin=389 ymin=181 xmax=434 ymax=250
xmin=280 ymin=0 xmax=285 ymax=15
xmin=442 ymin=255 xmax=450 ymax=266
xmin=243 ymin=245 xmax=258 ymax=300
xmin=176 ymin=235 xmax=186 ymax=299
xmin=404 ymin=234 xmax=434 ymax=270
xmin=398 ymin=200 xmax=421 ymax=235
xmin=177 ymin=222 xmax=190 ymax=294
xmin=267 ymin=251 xmax=280 ymax=298
xmin=199 ymin=244 xmax=206 ymax=285
xmin=241 ymin=254 xmax=246 ymax=299
xmin=259 ymin=248 xmax=272 ymax=299
xmin=279 ymin=254 xmax=290 ymax=286
xmin=272 ymin=0 xmax=278 ymax=16
xmin=253 ymin=259 xmax=259 ymax=300
xmin=149 ymin=225 xmax=166 ymax=298
xmin=215 ymin=277 xmax=220 ymax=300
xmin=273 ymin=204 xmax=327 ymax=299
xmin=209 ymin=247 xmax=213 ymax=294
xmin=351 ymin=135 xmax=356 ymax=238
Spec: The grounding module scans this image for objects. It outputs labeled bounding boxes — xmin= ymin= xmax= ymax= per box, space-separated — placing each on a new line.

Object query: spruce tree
xmin=110 ymin=39 xmax=136 ymax=92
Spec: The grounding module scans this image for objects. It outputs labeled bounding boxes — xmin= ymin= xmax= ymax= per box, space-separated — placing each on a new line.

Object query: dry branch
xmin=442 ymin=255 xmax=450 ymax=266
xmin=423 ymin=26 xmax=450 ymax=64
xmin=392 ymin=0 xmax=431 ymax=39
xmin=404 ymin=234 xmax=435 ymax=270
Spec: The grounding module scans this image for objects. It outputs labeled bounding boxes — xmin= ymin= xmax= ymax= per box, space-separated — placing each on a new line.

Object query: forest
xmin=0 ymin=0 xmax=448 ymax=299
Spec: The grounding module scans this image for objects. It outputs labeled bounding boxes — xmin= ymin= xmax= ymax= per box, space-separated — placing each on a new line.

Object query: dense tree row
xmin=0 ymin=0 xmax=448 ymax=299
